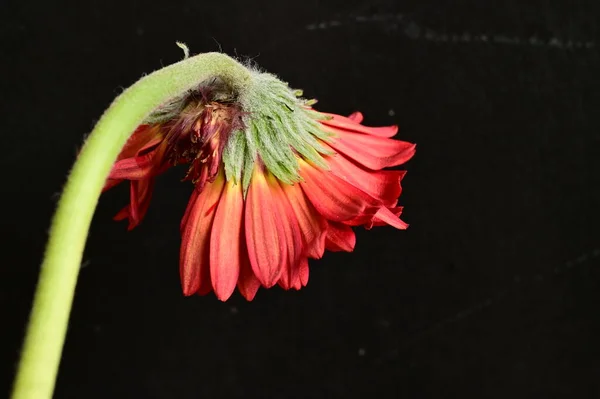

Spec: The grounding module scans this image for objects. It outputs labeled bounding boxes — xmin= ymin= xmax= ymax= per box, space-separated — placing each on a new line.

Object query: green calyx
xmin=224 ymin=70 xmax=333 ymax=192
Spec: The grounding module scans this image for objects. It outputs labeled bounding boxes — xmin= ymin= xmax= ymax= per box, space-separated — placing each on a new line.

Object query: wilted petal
xmin=245 ymin=169 xmax=286 ymax=288
xmin=299 ymin=257 xmax=309 ymax=288
xmin=103 ymin=126 xmax=163 ymax=192
xmin=347 ymin=112 xmax=364 ymax=123
xmin=279 ymin=181 xmax=327 ymax=259
xmin=272 ymin=183 xmax=305 ymax=290
xmin=180 ymin=172 xmax=225 ymax=296
xmin=320 ymin=112 xmax=398 ymax=137
xmin=325 ymin=222 xmax=356 ymax=252
xmin=289 ymin=257 xmax=309 ymax=290
xmin=325 ymin=146 xmax=406 ymax=207
xmin=237 ymin=244 xmax=261 ymax=301
xmin=210 ymin=180 xmax=244 ymax=301
xmin=345 ymin=206 xmax=408 ymax=230
xmin=127 ymin=180 xmax=151 ymax=228
xmin=180 ymin=188 xmax=200 ymax=234
xmin=118 ymin=125 xmax=162 ymax=160
xmin=113 ymin=179 xmax=155 ymax=230
xmin=299 ymin=160 xmax=380 ymax=222
xmin=371 ymin=206 xmax=409 ymax=230
xmin=326 ymin=128 xmax=415 ymax=170
xmin=108 ymin=150 xmax=159 ymax=181
xmin=103 ymin=178 xmax=123 ymax=192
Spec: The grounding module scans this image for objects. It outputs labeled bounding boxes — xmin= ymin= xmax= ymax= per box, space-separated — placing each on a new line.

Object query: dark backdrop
xmin=2 ymin=0 xmax=600 ymax=398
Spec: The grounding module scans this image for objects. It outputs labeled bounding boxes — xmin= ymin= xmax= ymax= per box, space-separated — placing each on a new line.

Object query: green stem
xmin=11 ymin=51 xmax=252 ymax=399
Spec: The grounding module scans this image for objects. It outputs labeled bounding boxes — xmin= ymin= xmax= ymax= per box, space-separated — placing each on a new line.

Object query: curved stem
xmin=11 ymin=52 xmax=252 ymax=399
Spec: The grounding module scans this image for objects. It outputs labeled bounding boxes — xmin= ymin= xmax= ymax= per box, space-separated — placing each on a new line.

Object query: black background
xmin=2 ymin=0 xmax=600 ymax=398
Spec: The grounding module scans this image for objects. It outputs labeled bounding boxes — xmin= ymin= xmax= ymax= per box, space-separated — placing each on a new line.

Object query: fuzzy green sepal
xmin=223 ymin=70 xmax=332 ymax=193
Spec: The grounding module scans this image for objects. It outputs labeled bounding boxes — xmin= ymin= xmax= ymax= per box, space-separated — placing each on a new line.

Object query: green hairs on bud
xmin=223 ymin=69 xmax=333 ymax=195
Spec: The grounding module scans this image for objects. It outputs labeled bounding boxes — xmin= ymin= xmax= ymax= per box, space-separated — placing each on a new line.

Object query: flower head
xmin=104 ymin=65 xmax=415 ymax=301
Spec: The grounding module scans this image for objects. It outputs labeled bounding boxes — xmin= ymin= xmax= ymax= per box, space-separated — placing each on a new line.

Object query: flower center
xmin=161 ymin=96 xmax=242 ymax=190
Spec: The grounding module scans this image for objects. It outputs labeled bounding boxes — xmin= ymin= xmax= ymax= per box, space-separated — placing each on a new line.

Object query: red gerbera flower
xmin=104 ymin=71 xmax=415 ymax=301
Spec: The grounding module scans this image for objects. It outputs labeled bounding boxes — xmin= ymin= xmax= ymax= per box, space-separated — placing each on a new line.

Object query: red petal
xmin=103 ymin=178 xmax=123 ymax=192
xmin=347 ymin=112 xmax=364 ymax=123
xmin=289 ymin=257 xmax=309 ymax=290
xmin=371 ymin=206 xmax=409 ymax=230
xmin=326 ymin=128 xmax=415 ymax=170
xmin=325 ymin=222 xmax=356 ymax=252
xmin=180 ymin=173 xmax=225 ymax=296
xmin=180 ymin=188 xmax=200 ymax=234
xmin=117 ymin=125 xmax=160 ymax=160
xmin=324 ymin=145 xmax=406 ymax=207
xmin=299 ymin=258 xmax=309 ymax=287
xmin=245 ymin=170 xmax=286 ymax=288
xmin=113 ymin=179 xmax=155 ymax=230
xmin=299 ymin=160 xmax=380 ymax=223
xmin=127 ymin=180 xmax=143 ymax=227
xmin=113 ymin=206 xmax=129 ymax=221
xmin=345 ymin=206 xmax=409 ymax=230
xmin=272 ymin=183 xmax=304 ymax=291
xmin=237 ymin=242 xmax=261 ymax=301
xmin=108 ymin=151 xmax=158 ymax=181
xmin=279 ymin=182 xmax=327 ymax=259
xmin=320 ymin=113 xmax=398 ymax=137
xmin=104 ymin=140 xmax=168 ymax=192
xmin=137 ymin=136 xmax=164 ymax=155
xmin=210 ymin=181 xmax=243 ymax=301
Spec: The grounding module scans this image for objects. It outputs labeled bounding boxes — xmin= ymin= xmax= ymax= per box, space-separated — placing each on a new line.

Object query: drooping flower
xmin=104 ymin=67 xmax=415 ymax=301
